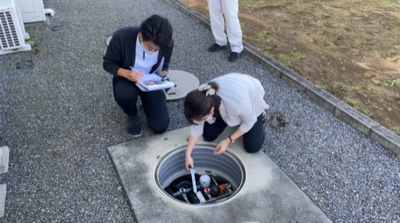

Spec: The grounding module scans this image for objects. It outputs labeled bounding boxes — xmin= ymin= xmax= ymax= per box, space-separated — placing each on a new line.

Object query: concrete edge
xmin=0 ymin=146 xmax=9 ymax=175
xmin=371 ymin=125 xmax=400 ymax=156
xmin=106 ymin=148 xmax=138 ymax=223
xmin=0 ymin=184 xmax=5 ymax=218
xmin=334 ymin=101 xmax=380 ymax=136
xmin=163 ymin=0 xmax=400 ymax=158
xmin=306 ymin=84 xmax=339 ymax=113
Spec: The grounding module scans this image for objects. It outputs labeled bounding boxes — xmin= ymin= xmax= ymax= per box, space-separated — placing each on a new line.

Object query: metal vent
xmin=0 ymin=10 xmax=20 ymax=49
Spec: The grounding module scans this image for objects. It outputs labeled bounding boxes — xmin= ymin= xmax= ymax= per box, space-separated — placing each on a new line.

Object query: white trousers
xmin=207 ymin=0 xmax=243 ymax=53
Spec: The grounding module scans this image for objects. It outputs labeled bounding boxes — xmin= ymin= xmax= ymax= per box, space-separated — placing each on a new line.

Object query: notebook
xmin=136 ymin=73 xmax=175 ymax=92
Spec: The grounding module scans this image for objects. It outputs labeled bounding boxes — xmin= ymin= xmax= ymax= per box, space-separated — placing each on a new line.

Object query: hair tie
xmin=198 ymin=83 xmax=216 ymax=96
xmin=198 ymin=84 xmax=211 ymax=91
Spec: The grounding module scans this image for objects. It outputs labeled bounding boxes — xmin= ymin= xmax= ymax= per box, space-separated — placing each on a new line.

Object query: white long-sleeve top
xmin=190 ymin=73 xmax=270 ymax=137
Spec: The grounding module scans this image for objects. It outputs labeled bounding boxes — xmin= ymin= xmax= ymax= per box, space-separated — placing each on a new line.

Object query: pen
xmin=129 ymin=66 xmax=137 ymax=71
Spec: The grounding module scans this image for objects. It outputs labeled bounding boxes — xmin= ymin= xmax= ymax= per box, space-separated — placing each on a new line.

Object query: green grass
xmin=321 ymin=2 xmax=329 ymax=9
xmin=372 ymin=79 xmax=380 ymax=85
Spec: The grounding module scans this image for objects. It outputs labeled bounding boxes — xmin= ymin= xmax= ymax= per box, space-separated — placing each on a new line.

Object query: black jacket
xmin=103 ymin=26 xmax=174 ymax=77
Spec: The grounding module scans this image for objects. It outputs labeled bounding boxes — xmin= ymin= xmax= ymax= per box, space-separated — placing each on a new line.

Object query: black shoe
xmin=208 ymin=43 xmax=229 ymax=52
xmin=127 ymin=114 xmax=142 ymax=137
xmin=228 ymin=51 xmax=242 ymax=62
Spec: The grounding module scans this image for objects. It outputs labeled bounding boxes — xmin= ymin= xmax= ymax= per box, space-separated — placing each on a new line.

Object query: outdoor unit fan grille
xmin=0 ymin=10 xmax=20 ymax=49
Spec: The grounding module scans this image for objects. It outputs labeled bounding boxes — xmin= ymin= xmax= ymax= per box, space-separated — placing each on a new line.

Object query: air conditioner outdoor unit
xmin=0 ymin=0 xmax=31 ymax=55
xmin=14 ymin=0 xmax=46 ymax=23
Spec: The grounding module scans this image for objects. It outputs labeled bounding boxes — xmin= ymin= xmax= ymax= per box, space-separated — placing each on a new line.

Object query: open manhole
xmin=154 ymin=144 xmax=247 ymax=206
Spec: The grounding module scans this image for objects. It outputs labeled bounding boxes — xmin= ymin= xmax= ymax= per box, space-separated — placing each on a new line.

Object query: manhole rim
xmin=153 ymin=141 xmax=247 ymax=207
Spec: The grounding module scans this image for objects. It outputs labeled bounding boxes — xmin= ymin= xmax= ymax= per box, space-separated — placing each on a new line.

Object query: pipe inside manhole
xmin=154 ymin=144 xmax=247 ymax=206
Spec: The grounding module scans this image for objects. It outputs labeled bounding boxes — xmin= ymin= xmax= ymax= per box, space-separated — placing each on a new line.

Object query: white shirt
xmin=133 ymin=36 xmax=159 ymax=74
xmin=190 ymin=73 xmax=270 ymax=137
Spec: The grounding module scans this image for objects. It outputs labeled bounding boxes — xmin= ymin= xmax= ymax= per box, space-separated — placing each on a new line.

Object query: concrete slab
xmin=0 ymin=184 xmax=5 ymax=218
xmin=108 ymin=127 xmax=332 ymax=223
xmin=0 ymin=146 xmax=9 ymax=174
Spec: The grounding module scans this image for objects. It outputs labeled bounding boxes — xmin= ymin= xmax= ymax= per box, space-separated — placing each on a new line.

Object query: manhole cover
xmin=154 ymin=144 xmax=247 ymax=206
xmin=166 ymin=70 xmax=199 ymax=100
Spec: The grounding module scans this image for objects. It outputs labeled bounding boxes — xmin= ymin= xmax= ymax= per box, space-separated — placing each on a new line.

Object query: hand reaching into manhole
xmin=182 ymin=73 xmax=270 ymax=170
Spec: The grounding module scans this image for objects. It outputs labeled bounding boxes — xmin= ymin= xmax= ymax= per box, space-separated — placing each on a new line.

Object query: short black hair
xmin=139 ymin=15 xmax=173 ymax=50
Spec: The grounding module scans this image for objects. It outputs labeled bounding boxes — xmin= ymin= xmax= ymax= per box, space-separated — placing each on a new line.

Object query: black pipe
xmin=204 ymin=191 xmax=234 ymax=204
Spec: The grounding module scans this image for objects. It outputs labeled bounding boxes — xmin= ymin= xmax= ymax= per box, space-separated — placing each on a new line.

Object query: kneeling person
xmin=184 ymin=73 xmax=270 ymax=170
xmin=103 ymin=15 xmax=174 ymax=136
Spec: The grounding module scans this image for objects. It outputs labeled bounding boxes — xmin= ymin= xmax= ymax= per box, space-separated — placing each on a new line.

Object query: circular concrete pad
xmin=167 ymin=70 xmax=199 ymax=100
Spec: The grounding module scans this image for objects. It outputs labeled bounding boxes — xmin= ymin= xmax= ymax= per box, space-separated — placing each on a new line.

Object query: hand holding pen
xmin=160 ymin=70 xmax=169 ymax=81
xmin=126 ymin=66 xmax=144 ymax=83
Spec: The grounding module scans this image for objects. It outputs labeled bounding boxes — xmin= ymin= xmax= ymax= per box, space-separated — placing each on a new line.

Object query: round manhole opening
xmin=154 ymin=144 xmax=247 ymax=206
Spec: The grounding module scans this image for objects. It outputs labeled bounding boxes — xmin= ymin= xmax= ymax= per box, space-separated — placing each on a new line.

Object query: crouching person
xmin=183 ymin=73 xmax=269 ymax=170
xmin=103 ymin=15 xmax=174 ymax=136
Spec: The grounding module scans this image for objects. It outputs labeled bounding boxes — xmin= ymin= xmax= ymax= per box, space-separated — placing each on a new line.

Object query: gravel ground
xmin=0 ymin=0 xmax=399 ymax=222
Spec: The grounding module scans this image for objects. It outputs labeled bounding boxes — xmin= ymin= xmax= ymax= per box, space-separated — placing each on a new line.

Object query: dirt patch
xmin=179 ymin=0 xmax=400 ymax=135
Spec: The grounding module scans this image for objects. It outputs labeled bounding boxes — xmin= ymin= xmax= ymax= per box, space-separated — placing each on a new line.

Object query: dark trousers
xmin=203 ymin=114 xmax=265 ymax=153
xmin=113 ymin=76 xmax=169 ymax=134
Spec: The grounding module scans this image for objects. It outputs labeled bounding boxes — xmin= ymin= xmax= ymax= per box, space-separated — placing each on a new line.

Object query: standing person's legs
xmin=207 ymin=0 xmax=228 ymax=48
xmin=242 ymin=114 xmax=265 ymax=153
xmin=221 ymin=0 xmax=243 ymax=53
xmin=203 ymin=117 xmax=228 ymax=141
xmin=139 ymin=90 xmax=169 ymax=134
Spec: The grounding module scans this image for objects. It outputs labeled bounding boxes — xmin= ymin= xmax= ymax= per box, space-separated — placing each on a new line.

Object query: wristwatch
xmin=228 ymin=135 xmax=235 ymax=143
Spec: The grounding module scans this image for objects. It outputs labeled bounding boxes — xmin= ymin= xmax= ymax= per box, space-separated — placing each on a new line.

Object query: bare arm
xmin=185 ymin=135 xmax=199 ymax=170
xmin=214 ymin=129 xmax=245 ymax=154
xmin=117 ymin=68 xmax=144 ymax=82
